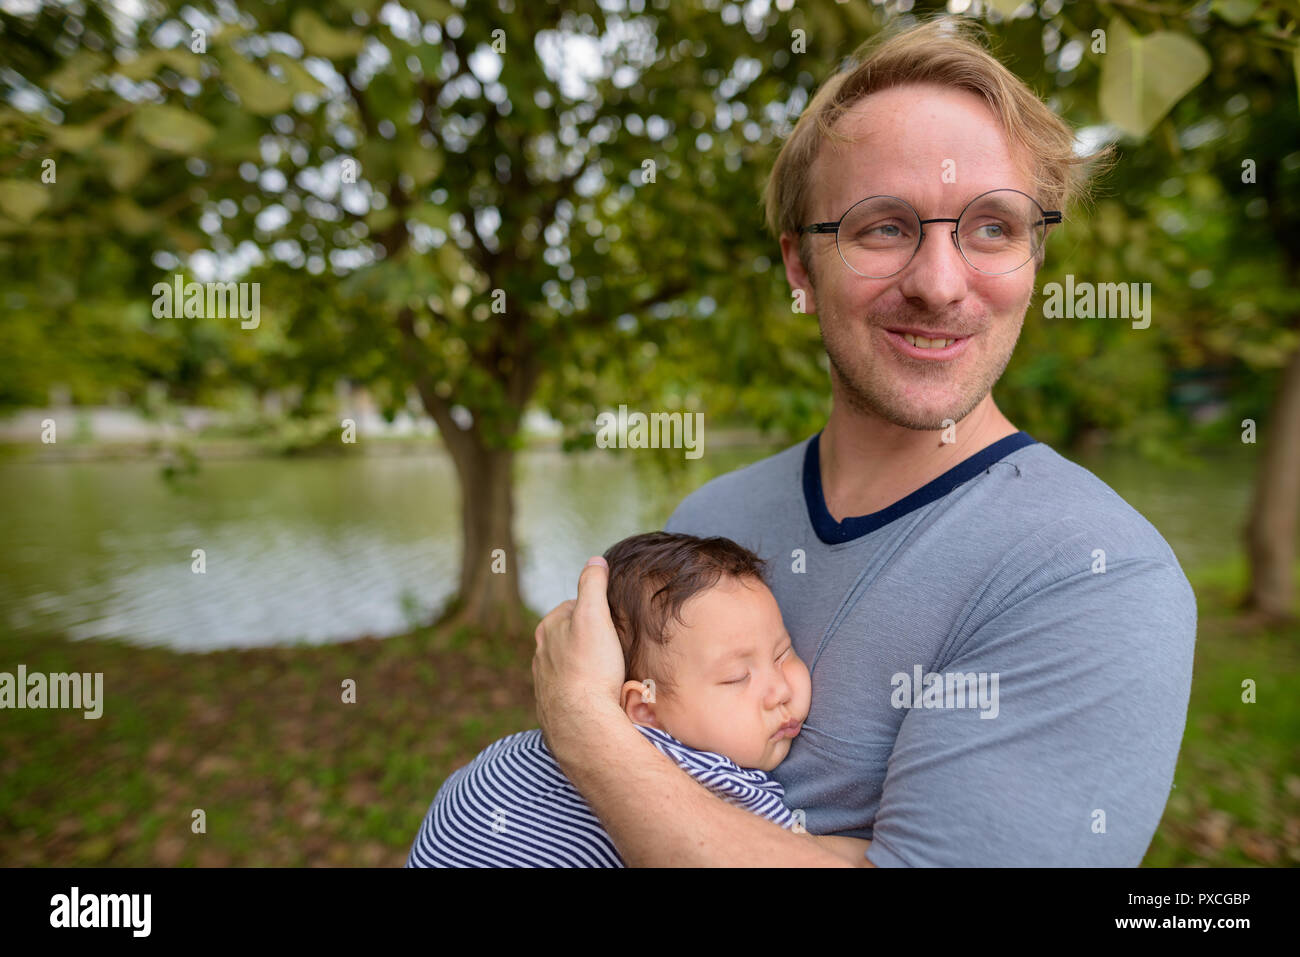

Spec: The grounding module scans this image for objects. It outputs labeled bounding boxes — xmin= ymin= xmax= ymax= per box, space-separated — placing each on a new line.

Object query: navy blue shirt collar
xmin=803 ymin=429 xmax=1037 ymax=545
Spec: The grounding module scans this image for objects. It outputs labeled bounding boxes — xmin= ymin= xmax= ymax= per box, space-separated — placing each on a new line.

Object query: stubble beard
xmin=814 ymin=284 xmax=1027 ymax=432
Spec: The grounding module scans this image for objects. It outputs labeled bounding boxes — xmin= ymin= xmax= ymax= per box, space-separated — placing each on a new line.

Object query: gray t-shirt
xmin=664 ymin=431 xmax=1196 ymax=866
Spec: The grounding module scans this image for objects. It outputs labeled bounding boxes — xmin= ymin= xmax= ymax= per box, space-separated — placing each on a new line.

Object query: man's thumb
xmin=575 ymin=557 xmax=610 ymax=617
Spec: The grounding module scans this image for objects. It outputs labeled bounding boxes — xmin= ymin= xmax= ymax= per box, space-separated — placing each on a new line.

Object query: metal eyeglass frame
xmin=796 ymin=188 xmax=1063 ymax=278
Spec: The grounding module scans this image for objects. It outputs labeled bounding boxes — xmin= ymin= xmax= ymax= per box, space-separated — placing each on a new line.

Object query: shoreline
xmin=0 ymin=428 xmax=780 ymax=464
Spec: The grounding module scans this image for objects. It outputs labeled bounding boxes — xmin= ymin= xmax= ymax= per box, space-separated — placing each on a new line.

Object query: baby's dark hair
xmin=603 ymin=531 xmax=767 ymax=698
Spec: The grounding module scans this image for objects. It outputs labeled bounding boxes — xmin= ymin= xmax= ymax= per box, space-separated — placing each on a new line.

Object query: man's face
xmin=637 ymin=576 xmax=811 ymax=772
xmin=782 ymin=83 xmax=1039 ymax=430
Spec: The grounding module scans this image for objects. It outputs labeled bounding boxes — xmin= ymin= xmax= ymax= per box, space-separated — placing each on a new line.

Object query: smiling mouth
xmin=901 ymin=332 xmax=959 ymax=349
xmin=883 ymin=327 xmax=972 ymax=360
xmin=885 ymin=326 xmax=968 ymax=345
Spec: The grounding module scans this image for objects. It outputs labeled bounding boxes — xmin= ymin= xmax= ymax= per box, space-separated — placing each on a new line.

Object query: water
xmin=0 ymin=442 xmax=1261 ymax=650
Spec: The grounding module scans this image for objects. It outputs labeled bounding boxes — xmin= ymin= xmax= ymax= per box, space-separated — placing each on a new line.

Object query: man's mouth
xmin=900 ymin=332 xmax=958 ymax=348
xmin=883 ymin=327 xmax=972 ymax=360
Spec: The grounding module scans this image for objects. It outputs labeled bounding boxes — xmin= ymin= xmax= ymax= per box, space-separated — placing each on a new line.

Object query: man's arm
xmin=865 ymin=556 xmax=1196 ymax=867
xmin=811 ymin=833 xmax=875 ymax=867
xmin=533 ymin=559 xmax=855 ymax=868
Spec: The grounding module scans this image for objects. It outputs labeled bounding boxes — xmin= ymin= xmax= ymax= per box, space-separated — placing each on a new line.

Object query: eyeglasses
xmin=797 ymin=188 xmax=1062 ymax=279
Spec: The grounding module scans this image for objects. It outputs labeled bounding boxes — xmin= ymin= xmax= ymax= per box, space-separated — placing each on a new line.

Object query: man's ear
xmin=779 ymin=231 xmax=818 ymax=316
xmin=621 ymin=679 xmax=662 ymax=727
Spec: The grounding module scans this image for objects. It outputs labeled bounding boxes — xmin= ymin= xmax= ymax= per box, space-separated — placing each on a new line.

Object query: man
xmin=532 ymin=16 xmax=1196 ymax=867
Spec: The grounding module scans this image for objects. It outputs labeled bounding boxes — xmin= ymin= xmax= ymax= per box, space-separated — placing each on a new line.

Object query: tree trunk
xmin=1244 ymin=340 xmax=1300 ymax=622
xmin=438 ymin=437 xmax=528 ymax=640
xmin=397 ymin=308 xmax=540 ymax=642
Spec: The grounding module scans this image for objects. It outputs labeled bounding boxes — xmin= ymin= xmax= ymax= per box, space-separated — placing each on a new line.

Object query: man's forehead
xmin=813 ymin=85 xmax=1034 ymax=213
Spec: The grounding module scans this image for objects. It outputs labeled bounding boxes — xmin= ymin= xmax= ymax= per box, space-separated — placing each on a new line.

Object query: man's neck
xmin=818 ymin=394 xmax=1019 ymax=522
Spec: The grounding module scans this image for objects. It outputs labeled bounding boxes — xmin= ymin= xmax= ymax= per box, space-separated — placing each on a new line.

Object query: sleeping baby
xmin=406 ymin=530 xmax=871 ymax=867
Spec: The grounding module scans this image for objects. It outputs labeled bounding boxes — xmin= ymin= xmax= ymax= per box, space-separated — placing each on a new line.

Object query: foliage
xmin=0 ymin=0 xmax=1297 ymax=452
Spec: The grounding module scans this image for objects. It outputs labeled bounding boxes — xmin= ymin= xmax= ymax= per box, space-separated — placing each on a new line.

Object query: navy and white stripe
xmin=406 ymin=724 xmax=795 ymax=867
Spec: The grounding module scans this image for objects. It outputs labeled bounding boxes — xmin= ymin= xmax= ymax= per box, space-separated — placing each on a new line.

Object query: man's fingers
xmin=537 ymin=599 xmax=575 ymax=636
xmin=535 ymin=599 xmax=576 ymax=656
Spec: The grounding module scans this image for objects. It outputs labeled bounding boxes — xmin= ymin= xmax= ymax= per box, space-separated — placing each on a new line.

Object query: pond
xmin=0 ymin=440 xmax=1260 ymax=651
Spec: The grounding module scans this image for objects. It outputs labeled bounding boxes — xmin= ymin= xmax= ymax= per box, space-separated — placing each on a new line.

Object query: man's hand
xmin=531 ymin=557 xmax=628 ymax=757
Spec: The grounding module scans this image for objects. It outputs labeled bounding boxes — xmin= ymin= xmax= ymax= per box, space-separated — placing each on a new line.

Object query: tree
xmin=4 ymin=0 xmax=1297 ymax=634
xmin=0 ymin=0 xmax=870 ymax=637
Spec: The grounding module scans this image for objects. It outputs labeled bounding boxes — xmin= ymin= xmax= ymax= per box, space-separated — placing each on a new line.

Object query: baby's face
xmin=625 ymin=575 xmax=811 ymax=771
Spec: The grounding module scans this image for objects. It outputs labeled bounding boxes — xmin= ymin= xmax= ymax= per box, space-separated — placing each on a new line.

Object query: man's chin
xmin=843 ymin=387 xmax=978 ymax=431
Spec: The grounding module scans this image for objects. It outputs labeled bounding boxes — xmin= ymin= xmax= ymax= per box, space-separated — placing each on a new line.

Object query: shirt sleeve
xmin=865 ymin=555 xmax=1196 ymax=867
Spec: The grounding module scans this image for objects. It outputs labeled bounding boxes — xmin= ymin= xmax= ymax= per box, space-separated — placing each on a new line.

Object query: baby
xmin=406 ymin=531 xmax=871 ymax=867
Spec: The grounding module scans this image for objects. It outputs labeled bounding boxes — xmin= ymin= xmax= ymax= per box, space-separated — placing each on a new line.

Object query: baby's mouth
xmin=771 ymin=718 xmax=802 ymax=740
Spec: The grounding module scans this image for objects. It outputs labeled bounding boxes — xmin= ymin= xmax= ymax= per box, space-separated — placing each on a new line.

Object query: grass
xmin=1143 ymin=567 xmax=1300 ymax=866
xmin=0 ymin=624 xmax=537 ymax=866
xmin=0 ymin=573 xmax=1295 ymax=867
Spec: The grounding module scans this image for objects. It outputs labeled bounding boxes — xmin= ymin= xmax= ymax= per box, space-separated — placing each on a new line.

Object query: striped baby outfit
xmin=406 ymin=723 xmax=796 ymax=867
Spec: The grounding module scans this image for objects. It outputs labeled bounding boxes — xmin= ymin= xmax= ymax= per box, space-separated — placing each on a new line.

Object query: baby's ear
xmin=620 ymin=679 xmax=660 ymax=727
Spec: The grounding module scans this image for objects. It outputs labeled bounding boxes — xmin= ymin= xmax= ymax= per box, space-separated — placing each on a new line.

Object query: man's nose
xmin=895 ymin=225 xmax=970 ymax=308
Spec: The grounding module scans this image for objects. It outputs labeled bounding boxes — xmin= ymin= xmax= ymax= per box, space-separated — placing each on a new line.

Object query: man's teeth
xmin=902 ymin=333 xmax=956 ymax=349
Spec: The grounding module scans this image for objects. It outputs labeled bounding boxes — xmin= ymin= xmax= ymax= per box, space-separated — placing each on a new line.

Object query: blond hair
xmin=764 ymin=15 xmax=1115 ymax=274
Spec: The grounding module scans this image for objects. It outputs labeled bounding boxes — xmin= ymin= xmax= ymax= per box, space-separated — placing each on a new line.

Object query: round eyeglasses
xmin=797 ymin=188 xmax=1062 ymax=279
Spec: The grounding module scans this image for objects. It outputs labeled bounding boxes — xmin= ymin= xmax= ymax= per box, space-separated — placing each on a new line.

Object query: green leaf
xmin=219 ymin=52 xmax=294 ymax=116
xmin=366 ymin=205 xmax=398 ymax=233
xmin=49 ymin=123 xmax=100 ymax=152
xmin=406 ymin=0 xmax=458 ymax=20
xmin=411 ymin=203 xmax=453 ymax=231
xmin=437 ymin=242 xmax=472 ymax=285
xmin=1295 ymin=44 xmax=1300 ymax=114
xmin=118 ymin=51 xmax=167 ymax=82
xmin=46 ymin=51 xmax=109 ymax=101
xmin=118 ymin=49 xmax=202 ymax=82
xmin=266 ymin=53 xmax=326 ymax=97
xmin=415 ymin=44 xmax=444 ymax=77
xmin=401 ymin=144 xmax=444 ymax=186
xmin=204 ymin=105 xmax=265 ymax=163
xmin=165 ymin=224 xmax=206 ymax=253
xmin=133 ymin=105 xmax=217 ymax=153
xmin=291 ymin=11 xmax=366 ymax=60
xmin=111 ymin=197 xmax=157 ymax=235
xmin=0 ymin=180 xmax=51 ymax=224
xmin=986 ymin=0 xmax=1028 ymax=17
xmin=1211 ymin=0 xmax=1261 ymax=26
xmin=1099 ymin=18 xmax=1211 ymax=138
xmin=98 ymin=142 xmax=151 ymax=191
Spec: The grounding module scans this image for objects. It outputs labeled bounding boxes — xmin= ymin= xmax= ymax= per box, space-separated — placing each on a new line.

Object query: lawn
xmin=1 ymin=576 xmax=1295 ymax=866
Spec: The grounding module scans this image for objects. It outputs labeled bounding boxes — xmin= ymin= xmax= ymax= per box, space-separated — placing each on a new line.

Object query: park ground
xmin=0 ymin=563 xmax=1296 ymax=867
